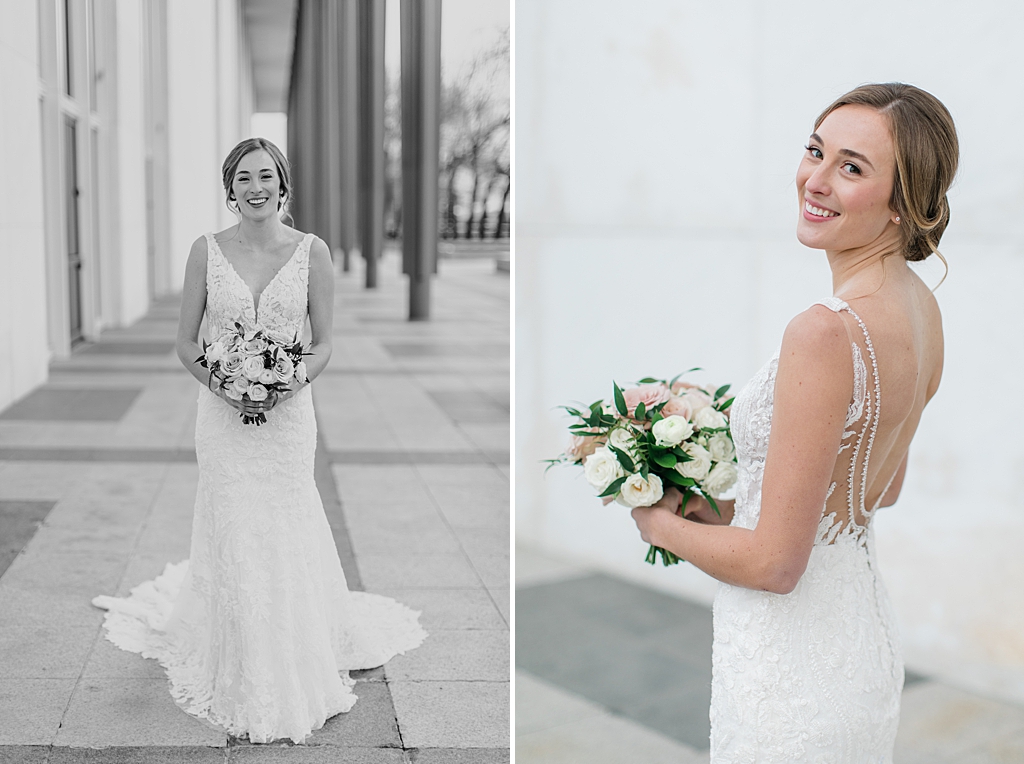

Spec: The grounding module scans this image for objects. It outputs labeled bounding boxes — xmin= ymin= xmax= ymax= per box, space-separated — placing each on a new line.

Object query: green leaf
xmin=663 ymin=471 xmax=695 ymax=487
xmin=637 ymin=377 xmax=659 ymax=384
xmin=717 ymin=397 xmax=736 ymax=411
xmin=681 ymin=489 xmax=693 ymax=516
xmin=702 ymin=490 xmax=722 ymax=518
xmin=650 ymin=412 xmax=664 ymax=425
xmin=598 ymin=476 xmax=627 ymax=498
xmin=609 ymin=445 xmax=635 ymax=473
xmin=652 ymin=452 xmax=677 ymax=469
xmin=613 ymin=382 xmax=627 ymax=417
xmin=634 ymin=401 xmax=646 ymax=420
xmin=561 ymin=406 xmax=584 ymax=418
xmin=673 ymin=448 xmax=692 ymax=461
xmin=714 ymin=384 xmax=732 ymax=401
xmin=640 ymin=462 xmax=649 ymax=481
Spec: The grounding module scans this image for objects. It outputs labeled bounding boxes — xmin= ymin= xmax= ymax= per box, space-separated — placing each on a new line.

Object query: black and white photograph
xmin=0 ymin=0 xmax=509 ymax=761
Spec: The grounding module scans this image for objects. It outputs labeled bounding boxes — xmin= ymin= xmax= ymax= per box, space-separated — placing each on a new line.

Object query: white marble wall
xmin=516 ymin=0 xmax=1024 ymax=704
xmin=0 ymin=0 xmax=52 ymax=411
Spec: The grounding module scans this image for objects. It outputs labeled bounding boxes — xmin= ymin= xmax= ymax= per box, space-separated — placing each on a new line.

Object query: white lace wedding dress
xmin=93 ymin=232 xmax=427 ymax=744
xmin=710 ymin=297 xmax=903 ymax=763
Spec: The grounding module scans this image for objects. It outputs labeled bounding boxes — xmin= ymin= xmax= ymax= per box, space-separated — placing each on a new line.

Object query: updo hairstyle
xmin=814 ymin=83 xmax=958 ymax=264
xmin=221 ymin=137 xmax=293 ymax=215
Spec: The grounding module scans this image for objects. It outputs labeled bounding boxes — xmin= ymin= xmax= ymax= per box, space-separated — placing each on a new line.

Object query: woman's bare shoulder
xmin=212 ymin=225 xmax=240 ymax=243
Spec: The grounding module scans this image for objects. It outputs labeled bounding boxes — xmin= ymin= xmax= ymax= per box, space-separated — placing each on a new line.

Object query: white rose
xmin=694 ymin=406 xmax=728 ymax=431
xmin=205 ymin=341 xmax=227 ymax=364
xmin=231 ymin=377 xmax=250 ymax=394
xmin=707 ymin=433 xmax=735 ymax=463
xmin=652 ymin=415 xmax=694 ymax=447
xmin=295 ymin=360 xmax=308 ymax=384
xmin=273 ymin=354 xmax=295 ymax=384
xmin=220 ymin=351 xmax=245 ymax=378
xmin=584 ymin=447 xmax=625 ymax=493
xmin=247 ymin=383 xmax=269 ymax=402
xmin=258 ymin=368 xmax=277 ymax=385
xmin=608 ymin=426 xmax=637 ymax=453
xmin=267 ymin=329 xmax=293 ymax=346
xmin=242 ymin=336 xmax=269 ymax=355
xmin=618 ymin=473 xmax=664 ymax=508
xmin=242 ymin=355 xmax=266 ymax=381
xmin=676 ymin=443 xmax=711 ymax=481
xmin=224 ymin=386 xmax=244 ymax=401
xmin=702 ymin=462 xmax=738 ymax=497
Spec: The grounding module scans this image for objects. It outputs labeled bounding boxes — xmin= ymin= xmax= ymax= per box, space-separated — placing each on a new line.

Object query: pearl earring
xmin=895 ymin=216 xmax=900 ymax=223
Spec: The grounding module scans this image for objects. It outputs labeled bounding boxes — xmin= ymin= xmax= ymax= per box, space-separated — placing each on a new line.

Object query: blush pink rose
xmin=621 ymin=384 xmax=671 ymax=417
xmin=663 ymin=389 xmax=713 ymax=420
xmin=566 ymin=432 xmax=605 ymax=462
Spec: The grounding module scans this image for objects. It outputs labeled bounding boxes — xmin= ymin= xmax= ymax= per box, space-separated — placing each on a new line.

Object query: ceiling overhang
xmin=242 ymin=0 xmax=298 ymax=112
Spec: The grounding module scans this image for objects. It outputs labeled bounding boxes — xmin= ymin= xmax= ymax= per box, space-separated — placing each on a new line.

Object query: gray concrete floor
xmin=515 ymin=543 xmax=1024 ymax=764
xmin=0 ymin=252 xmax=510 ymax=763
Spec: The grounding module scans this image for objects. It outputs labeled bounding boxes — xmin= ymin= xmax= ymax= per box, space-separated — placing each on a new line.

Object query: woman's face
xmin=795 ymin=104 xmax=898 ymax=253
xmin=231 ymin=149 xmax=282 ymax=220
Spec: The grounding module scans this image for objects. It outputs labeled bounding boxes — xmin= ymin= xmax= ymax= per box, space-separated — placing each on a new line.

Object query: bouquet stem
xmin=645 ymin=544 xmax=680 ymax=566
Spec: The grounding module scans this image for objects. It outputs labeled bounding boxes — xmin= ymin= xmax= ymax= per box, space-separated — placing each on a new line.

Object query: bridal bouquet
xmin=548 ymin=373 xmax=739 ymax=565
xmin=196 ymin=320 xmax=309 ymax=426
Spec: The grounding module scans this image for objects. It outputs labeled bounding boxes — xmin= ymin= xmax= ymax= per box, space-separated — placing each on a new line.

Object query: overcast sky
xmin=253 ymin=1 xmax=508 ymax=149
xmin=384 ymin=0 xmax=510 ymax=78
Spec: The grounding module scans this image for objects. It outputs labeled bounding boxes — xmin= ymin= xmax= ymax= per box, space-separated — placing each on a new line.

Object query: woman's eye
xmin=843 ymin=162 xmax=861 ymax=175
xmin=805 ymin=145 xmax=822 ymax=159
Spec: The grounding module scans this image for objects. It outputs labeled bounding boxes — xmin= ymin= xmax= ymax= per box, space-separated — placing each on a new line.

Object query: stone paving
xmin=0 ymin=251 xmax=510 ymax=763
xmin=515 ymin=543 xmax=1024 ymax=764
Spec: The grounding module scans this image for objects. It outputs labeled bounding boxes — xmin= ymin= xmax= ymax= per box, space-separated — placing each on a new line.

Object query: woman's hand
xmin=630 ymin=487 xmax=684 ymax=545
xmin=682 ymin=493 xmax=735 ymax=526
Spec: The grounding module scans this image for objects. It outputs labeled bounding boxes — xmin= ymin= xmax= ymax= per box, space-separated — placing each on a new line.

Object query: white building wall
xmin=0 ymin=0 xmax=50 ymax=410
xmin=165 ymin=0 xmax=223 ymax=288
xmin=115 ymin=0 xmax=151 ymax=325
xmin=516 ymin=0 xmax=1024 ymax=704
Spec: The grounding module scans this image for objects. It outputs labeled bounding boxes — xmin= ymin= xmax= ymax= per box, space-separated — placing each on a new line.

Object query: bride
xmin=630 ymin=83 xmax=958 ymax=761
xmin=93 ymin=137 xmax=426 ymax=744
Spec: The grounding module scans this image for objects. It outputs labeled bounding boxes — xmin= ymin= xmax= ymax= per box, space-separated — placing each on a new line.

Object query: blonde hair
xmin=815 ymin=83 xmax=958 ymax=281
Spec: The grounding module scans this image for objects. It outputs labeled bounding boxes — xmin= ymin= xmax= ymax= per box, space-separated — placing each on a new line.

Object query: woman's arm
xmin=273 ymin=237 xmax=334 ymax=405
xmin=632 ymin=306 xmax=853 ymax=594
xmin=302 ymin=237 xmax=335 ymax=381
xmin=176 ymin=236 xmax=216 ymax=389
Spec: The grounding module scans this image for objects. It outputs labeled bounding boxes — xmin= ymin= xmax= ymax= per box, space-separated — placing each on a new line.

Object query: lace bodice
xmin=710 ymin=297 xmax=903 ymax=762
xmin=205 ymin=232 xmax=313 ymax=340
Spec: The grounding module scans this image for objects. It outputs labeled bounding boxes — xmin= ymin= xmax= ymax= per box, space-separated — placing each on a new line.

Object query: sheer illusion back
xmin=711 ymin=297 xmax=907 ymax=763
xmin=816 ymin=296 xmax=901 ymax=542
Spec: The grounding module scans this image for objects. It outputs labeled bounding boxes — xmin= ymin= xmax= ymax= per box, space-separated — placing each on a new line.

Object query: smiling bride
xmin=92 ymin=137 xmax=427 ymax=744
xmin=629 ymin=83 xmax=958 ymax=762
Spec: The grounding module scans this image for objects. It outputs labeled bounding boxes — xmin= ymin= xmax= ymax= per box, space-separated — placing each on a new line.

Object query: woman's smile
xmin=803 ymin=200 xmax=840 ymax=221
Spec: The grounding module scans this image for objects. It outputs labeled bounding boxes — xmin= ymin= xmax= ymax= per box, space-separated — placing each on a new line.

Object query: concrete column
xmin=358 ymin=0 xmax=386 ymax=289
xmin=338 ymin=0 xmax=360 ymax=271
xmin=400 ymin=0 xmax=441 ymax=320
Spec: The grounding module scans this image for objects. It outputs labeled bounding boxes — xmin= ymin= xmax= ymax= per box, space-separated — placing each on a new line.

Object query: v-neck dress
xmin=92 ymin=232 xmax=427 ymax=743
